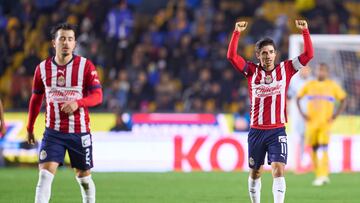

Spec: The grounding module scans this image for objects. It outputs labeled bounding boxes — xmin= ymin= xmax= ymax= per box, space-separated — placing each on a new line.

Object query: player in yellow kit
xmin=296 ymin=63 xmax=346 ymax=186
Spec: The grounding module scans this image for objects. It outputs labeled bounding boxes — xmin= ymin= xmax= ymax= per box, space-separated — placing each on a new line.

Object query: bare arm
xmin=296 ymin=96 xmax=309 ymax=121
xmin=331 ymin=98 xmax=346 ymax=122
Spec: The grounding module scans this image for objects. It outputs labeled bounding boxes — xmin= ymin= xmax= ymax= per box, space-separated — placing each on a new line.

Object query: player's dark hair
xmin=50 ymin=23 xmax=77 ymax=40
xmin=255 ymin=37 xmax=276 ymax=53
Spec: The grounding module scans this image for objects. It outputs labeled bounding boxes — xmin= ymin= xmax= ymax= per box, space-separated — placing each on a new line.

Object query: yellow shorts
xmin=305 ymin=123 xmax=331 ymax=146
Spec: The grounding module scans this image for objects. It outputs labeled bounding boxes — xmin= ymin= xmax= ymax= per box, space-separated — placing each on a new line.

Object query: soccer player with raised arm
xmin=27 ymin=23 xmax=102 ymax=203
xmin=227 ymin=20 xmax=313 ymax=203
xmin=296 ymin=63 xmax=346 ymax=186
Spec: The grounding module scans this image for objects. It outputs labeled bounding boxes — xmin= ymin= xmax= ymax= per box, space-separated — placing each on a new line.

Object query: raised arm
xmin=227 ymin=21 xmax=248 ymax=73
xmin=295 ymin=20 xmax=313 ymax=66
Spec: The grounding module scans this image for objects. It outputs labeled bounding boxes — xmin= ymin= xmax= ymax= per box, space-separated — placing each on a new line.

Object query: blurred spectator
xmin=20 ymin=48 xmax=40 ymax=77
xmin=105 ymin=0 xmax=133 ymax=45
xmin=0 ymin=0 xmax=358 ymax=115
xmin=0 ymin=33 xmax=8 ymax=76
xmin=110 ymin=112 xmax=131 ymax=132
xmin=128 ymin=71 xmax=154 ymax=111
xmin=155 ymin=71 xmax=177 ymax=111
xmin=104 ymin=70 xmax=130 ymax=111
xmin=247 ymin=8 xmax=274 ymax=43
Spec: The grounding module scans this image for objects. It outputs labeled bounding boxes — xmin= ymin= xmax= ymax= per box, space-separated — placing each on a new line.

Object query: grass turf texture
xmin=0 ymin=168 xmax=359 ymax=203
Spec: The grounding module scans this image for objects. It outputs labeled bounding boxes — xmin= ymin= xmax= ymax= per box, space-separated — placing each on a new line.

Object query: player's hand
xmin=61 ymin=101 xmax=79 ymax=114
xmin=27 ymin=132 xmax=35 ymax=145
xmin=235 ymin=21 xmax=248 ymax=32
xmin=295 ymin=20 xmax=308 ymax=30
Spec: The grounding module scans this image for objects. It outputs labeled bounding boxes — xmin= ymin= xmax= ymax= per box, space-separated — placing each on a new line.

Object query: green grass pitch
xmin=0 ymin=168 xmax=359 ymax=203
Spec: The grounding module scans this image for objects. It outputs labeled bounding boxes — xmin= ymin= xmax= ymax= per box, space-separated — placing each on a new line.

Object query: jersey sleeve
xmin=27 ymin=65 xmax=45 ymax=133
xmin=76 ymin=59 xmax=103 ymax=108
xmin=284 ymin=60 xmax=298 ymax=78
xmin=289 ymin=29 xmax=314 ymax=71
xmin=227 ymin=31 xmax=255 ymax=77
xmin=32 ymin=65 xmax=45 ymax=94
xmin=84 ymin=60 xmax=102 ymax=90
xmin=333 ymin=82 xmax=347 ymax=100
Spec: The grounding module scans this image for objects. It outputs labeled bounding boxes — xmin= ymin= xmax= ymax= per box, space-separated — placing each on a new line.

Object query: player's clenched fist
xmin=295 ymin=20 xmax=308 ymax=30
xmin=235 ymin=21 xmax=247 ymax=32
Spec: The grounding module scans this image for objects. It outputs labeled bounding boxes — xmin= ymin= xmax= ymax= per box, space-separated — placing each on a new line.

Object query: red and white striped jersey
xmin=242 ymin=59 xmax=303 ymax=129
xmin=227 ymin=29 xmax=313 ymax=129
xmin=32 ymin=55 xmax=101 ymax=133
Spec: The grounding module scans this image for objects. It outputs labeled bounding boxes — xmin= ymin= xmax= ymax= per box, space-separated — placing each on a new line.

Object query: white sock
xmin=76 ymin=175 xmax=96 ymax=203
xmin=35 ymin=169 xmax=54 ymax=203
xmin=248 ymin=177 xmax=261 ymax=203
xmin=273 ymin=177 xmax=286 ymax=203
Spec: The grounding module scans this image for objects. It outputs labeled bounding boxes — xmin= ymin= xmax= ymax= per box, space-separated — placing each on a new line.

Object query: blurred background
xmin=0 ymin=0 xmax=359 ymax=172
xmin=0 ymin=0 xmax=360 ymax=202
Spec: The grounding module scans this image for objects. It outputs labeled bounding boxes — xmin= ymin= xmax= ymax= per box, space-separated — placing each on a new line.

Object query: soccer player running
xmin=27 ymin=23 xmax=102 ymax=203
xmin=296 ymin=63 xmax=346 ymax=186
xmin=227 ymin=20 xmax=313 ymax=203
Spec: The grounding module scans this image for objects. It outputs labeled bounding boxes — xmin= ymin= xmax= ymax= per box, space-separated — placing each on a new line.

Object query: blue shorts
xmin=38 ymin=128 xmax=93 ymax=170
xmin=248 ymin=127 xmax=287 ymax=169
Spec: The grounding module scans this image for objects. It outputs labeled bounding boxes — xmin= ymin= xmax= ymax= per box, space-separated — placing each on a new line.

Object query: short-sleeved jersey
xmin=297 ymin=79 xmax=346 ymax=125
xmin=240 ymin=58 xmax=303 ymax=129
xmin=33 ymin=55 xmax=101 ymax=133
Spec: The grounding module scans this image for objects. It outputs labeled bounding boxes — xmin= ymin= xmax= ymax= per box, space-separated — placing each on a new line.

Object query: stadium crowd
xmin=0 ymin=0 xmax=359 ymax=114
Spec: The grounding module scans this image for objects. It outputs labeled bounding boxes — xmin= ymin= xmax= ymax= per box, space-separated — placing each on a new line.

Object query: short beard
xmin=61 ymin=52 xmax=70 ymax=57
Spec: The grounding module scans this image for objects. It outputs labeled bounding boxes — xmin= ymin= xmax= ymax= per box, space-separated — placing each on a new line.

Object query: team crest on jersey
xmin=57 ymin=75 xmax=65 ymax=86
xmin=265 ymin=75 xmax=273 ymax=84
xmin=249 ymin=157 xmax=255 ymax=166
xmin=39 ymin=150 xmax=47 ymax=160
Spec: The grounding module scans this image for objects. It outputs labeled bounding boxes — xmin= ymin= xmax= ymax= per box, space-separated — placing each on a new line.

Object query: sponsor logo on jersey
xmin=46 ymin=87 xmax=82 ymax=103
xmin=254 ymin=84 xmax=281 ymax=97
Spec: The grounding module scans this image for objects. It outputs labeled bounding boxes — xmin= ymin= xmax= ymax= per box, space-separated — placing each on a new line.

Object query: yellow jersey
xmin=297 ymin=79 xmax=346 ymax=125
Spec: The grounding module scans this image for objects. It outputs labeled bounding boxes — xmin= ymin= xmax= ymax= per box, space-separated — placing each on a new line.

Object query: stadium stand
xmin=0 ymin=0 xmax=359 ymax=114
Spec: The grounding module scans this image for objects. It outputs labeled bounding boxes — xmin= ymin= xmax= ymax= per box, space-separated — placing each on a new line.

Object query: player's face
xmin=317 ymin=65 xmax=329 ymax=81
xmin=257 ymin=45 xmax=276 ymax=69
xmin=52 ymin=29 xmax=76 ymax=57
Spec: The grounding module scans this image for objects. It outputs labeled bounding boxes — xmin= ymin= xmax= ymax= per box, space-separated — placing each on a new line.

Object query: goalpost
xmin=288 ymin=34 xmax=360 ymax=172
